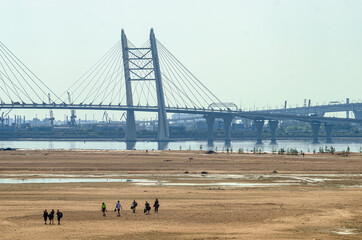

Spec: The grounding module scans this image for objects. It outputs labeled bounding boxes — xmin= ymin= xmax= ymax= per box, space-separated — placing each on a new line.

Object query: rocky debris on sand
xmin=1 ymin=148 xmax=16 ymax=151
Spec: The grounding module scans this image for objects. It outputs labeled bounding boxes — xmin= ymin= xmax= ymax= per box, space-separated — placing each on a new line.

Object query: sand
xmin=0 ymin=150 xmax=361 ymax=239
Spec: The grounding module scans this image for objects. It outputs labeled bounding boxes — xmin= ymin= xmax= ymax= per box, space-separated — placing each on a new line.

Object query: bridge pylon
xmin=121 ymin=29 xmax=169 ymax=142
xmin=150 ymin=28 xmax=169 ymax=141
xmin=121 ymin=30 xmax=137 ymax=142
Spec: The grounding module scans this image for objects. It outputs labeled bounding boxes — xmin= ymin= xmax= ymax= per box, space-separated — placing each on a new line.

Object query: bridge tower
xmin=150 ymin=28 xmax=169 ymax=141
xmin=121 ymin=29 xmax=169 ymax=142
xmin=121 ymin=30 xmax=136 ymax=143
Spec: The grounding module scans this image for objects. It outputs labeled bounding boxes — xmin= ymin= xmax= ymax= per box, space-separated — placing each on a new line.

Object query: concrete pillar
xmin=121 ymin=30 xmax=137 ymax=142
xmin=126 ymin=141 xmax=136 ymax=150
xmin=325 ymin=124 xmax=333 ymax=143
xmin=205 ymin=115 xmax=215 ymax=144
xmin=207 ymin=140 xmax=214 ymax=149
xmin=150 ymin=28 xmax=169 ymax=141
xmin=346 ymin=98 xmax=350 ymax=119
xmin=125 ymin=112 xmax=136 ymax=142
xmin=268 ymin=120 xmax=278 ymax=144
xmin=353 ymin=110 xmax=362 ymax=119
xmin=157 ymin=141 xmax=169 ymax=150
xmin=243 ymin=118 xmax=251 ymax=128
xmin=254 ymin=120 xmax=265 ymax=144
xmin=311 ymin=122 xmax=321 ymax=144
xmin=223 ymin=115 xmax=233 ymax=144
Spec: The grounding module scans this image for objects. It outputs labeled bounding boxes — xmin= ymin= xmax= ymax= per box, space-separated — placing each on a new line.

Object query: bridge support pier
xmin=205 ymin=115 xmax=215 ymax=144
xmin=158 ymin=141 xmax=169 ymax=150
xmin=125 ymin=111 xmax=137 ymax=143
xmin=223 ymin=116 xmax=233 ymax=145
xmin=254 ymin=120 xmax=264 ymax=144
xmin=126 ymin=141 xmax=136 ymax=150
xmin=325 ymin=124 xmax=333 ymax=143
xmin=353 ymin=110 xmax=362 ymax=119
xmin=311 ymin=122 xmax=321 ymax=144
xmin=268 ymin=120 xmax=278 ymax=144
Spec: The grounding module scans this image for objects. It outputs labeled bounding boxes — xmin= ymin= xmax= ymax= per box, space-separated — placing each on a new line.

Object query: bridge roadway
xmin=1 ymin=103 xmax=361 ymax=123
xmin=257 ymin=102 xmax=362 ymax=116
xmin=1 ymin=103 xmax=361 ymax=145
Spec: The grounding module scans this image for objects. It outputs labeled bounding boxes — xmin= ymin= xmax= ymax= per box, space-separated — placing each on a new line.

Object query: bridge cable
xmin=158 ymin=56 xmax=187 ymax=107
xmin=60 ymin=40 xmax=121 ymax=101
xmin=0 ymin=58 xmax=12 ymax=100
xmin=0 ymin=42 xmax=62 ymax=103
xmin=61 ymin=40 xmax=121 ymax=104
xmin=0 ymin=69 xmax=21 ymax=101
xmin=91 ymin=43 xmax=123 ymax=104
xmin=157 ymin=43 xmax=202 ymax=108
xmin=157 ymin=46 xmax=195 ymax=108
xmin=157 ymin=40 xmax=228 ymax=110
xmin=82 ymin=42 xmax=122 ymax=104
xmin=77 ymin=42 xmax=121 ymax=104
xmin=156 ymin=42 xmax=185 ymax=107
xmin=157 ymin=41 xmax=214 ymax=108
xmin=0 ymin=44 xmax=43 ymax=102
xmin=0 ymin=47 xmax=30 ymax=102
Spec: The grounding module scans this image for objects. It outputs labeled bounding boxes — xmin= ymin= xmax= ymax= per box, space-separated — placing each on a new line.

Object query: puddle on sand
xmin=332 ymin=228 xmax=358 ymax=235
xmin=0 ymin=178 xmax=158 ymax=184
xmin=0 ymin=173 xmax=360 ymax=188
xmin=135 ymin=182 xmax=296 ymax=187
xmin=0 ymin=178 xmax=294 ymax=187
xmin=2 ymin=173 xmax=361 ymax=180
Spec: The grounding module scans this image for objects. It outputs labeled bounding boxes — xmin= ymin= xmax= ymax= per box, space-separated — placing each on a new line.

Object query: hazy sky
xmin=1 ymin=0 xmax=361 ymax=120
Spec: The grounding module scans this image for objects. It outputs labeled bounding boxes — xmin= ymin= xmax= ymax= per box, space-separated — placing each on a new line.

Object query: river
xmin=0 ymin=139 xmax=361 ymax=152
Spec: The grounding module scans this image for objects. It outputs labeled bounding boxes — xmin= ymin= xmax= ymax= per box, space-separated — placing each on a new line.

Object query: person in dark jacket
xmin=43 ymin=209 xmax=48 ymax=224
xmin=56 ymin=210 xmax=63 ymax=225
xmin=131 ymin=200 xmax=138 ymax=213
xmin=48 ymin=209 xmax=55 ymax=225
xmin=144 ymin=201 xmax=151 ymax=215
xmin=153 ymin=199 xmax=160 ymax=213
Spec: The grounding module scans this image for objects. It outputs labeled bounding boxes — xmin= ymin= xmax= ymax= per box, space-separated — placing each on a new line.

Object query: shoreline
xmin=0 ymin=136 xmax=361 ymax=141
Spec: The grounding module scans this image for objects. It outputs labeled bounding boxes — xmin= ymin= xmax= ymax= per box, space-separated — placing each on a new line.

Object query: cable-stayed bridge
xmin=1 ymin=29 xmax=361 ymax=146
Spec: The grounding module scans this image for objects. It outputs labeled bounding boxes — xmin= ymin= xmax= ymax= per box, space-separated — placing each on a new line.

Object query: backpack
xmin=59 ymin=212 xmax=63 ymax=218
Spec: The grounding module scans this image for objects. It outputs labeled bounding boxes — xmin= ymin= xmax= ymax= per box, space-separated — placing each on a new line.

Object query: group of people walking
xmin=102 ymin=199 xmax=159 ymax=216
xmin=43 ymin=209 xmax=63 ymax=225
xmin=42 ymin=199 xmax=159 ymax=225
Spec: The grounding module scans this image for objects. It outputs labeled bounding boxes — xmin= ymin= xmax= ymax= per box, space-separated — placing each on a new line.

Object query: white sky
xmin=1 ymin=0 xmax=362 ymax=120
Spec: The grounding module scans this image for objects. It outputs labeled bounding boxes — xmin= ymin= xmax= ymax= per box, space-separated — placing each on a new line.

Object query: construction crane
xmin=0 ymin=109 xmax=12 ymax=127
xmin=48 ymin=93 xmax=55 ymax=127
xmin=102 ymin=111 xmax=111 ymax=124
xmin=67 ymin=92 xmax=76 ymax=127
xmin=120 ymin=112 xmax=126 ymax=122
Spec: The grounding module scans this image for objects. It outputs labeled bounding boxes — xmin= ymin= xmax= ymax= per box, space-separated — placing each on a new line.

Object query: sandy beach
xmin=0 ymin=150 xmax=361 ymax=239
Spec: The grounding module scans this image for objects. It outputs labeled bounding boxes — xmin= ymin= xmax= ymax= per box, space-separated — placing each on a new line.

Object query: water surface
xmin=0 ymin=139 xmax=361 ymax=152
